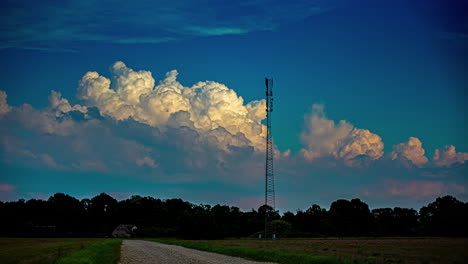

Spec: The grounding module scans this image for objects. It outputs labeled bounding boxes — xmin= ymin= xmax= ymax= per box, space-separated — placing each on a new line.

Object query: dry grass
xmin=0 ymin=238 xmax=106 ymax=264
xmin=187 ymin=237 xmax=468 ymax=264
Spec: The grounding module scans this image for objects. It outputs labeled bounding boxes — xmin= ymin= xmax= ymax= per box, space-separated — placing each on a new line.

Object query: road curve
xmin=119 ymin=240 xmax=276 ymax=264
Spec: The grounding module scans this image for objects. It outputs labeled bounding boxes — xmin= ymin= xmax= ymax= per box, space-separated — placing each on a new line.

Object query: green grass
xmin=0 ymin=238 xmax=105 ymax=264
xmin=148 ymin=238 xmax=364 ymax=264
xmin=0 ymin=238 xmax=121 ymax=264
xmin=56 ymin=239 xmax=121 ymax=264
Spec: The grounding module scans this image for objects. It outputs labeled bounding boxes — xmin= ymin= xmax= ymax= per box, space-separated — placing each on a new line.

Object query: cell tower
xmin=264 ymin=78 xmax=275 ymax=239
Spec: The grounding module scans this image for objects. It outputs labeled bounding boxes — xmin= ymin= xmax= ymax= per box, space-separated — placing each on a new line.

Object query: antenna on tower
xmin=264 ymin=77 xmax=275 ymax=239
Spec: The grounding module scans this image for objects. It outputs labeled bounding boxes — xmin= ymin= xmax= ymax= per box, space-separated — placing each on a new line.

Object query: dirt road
xmin=119 ymin=240 xmax=276 ymax=264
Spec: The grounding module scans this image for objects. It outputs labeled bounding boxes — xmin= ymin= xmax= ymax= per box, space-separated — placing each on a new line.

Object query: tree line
xmin=0 ymin=194 xmax=466 ymax=238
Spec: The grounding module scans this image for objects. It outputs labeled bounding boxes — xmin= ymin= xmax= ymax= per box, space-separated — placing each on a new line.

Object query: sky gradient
xmin=0 ymin=0 xmax=467 ymax=211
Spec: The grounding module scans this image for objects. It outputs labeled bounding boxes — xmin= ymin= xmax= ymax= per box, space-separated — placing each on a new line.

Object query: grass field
xmin=151 ymin=237 xmax=468 ymax=264
xmin=0 ymin=238 xmax=121 ymax=264
xmin=56 ymin=239 xmax=121 ymax=264
xmin=2 ymin=237 xmax=467 ymax=264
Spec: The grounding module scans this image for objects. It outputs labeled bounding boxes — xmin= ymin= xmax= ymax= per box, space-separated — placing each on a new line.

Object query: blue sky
xmin=0 ymin=0 xmax=467 ymax=211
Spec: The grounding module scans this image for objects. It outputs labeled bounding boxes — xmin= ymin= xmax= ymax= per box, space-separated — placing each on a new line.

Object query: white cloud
xmin=433 ymin=145 xmax=468 ymax=167
xmin=0 ymin=90 xmax=11 ymax=117
xmin=0 ymin=91 xmax=159 ymax=173
xmin=12 ymin=104 xmax=77 ymax=136
xmin=78 ymin=61 xmax=266 ymax=151
xmin=390 ymin=137 xmax=428 ymax=168
xmin=48 ymin=90 xmax=87 ymax=116
xmin=0 ymin=88 xmax=265 ymax=184
xmin=300 ymin=104 xmax=384 ymax=166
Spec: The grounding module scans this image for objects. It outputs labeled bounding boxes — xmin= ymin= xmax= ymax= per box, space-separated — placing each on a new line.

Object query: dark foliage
xmin=0 ymin=194 xmax=466 ymax=238
xmin=419 ymin=196 xmax=468 ymax=236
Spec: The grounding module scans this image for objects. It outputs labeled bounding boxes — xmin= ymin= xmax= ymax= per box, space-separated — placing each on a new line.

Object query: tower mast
xmin=264 ymin=78 xmax=275 ymax=239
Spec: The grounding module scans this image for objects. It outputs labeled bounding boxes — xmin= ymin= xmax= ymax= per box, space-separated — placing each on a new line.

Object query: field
xmin=0 ymin=238 xmax=121 ymax=264
xmin=152 ymin=237 xmax=468 ymax=264
xmin=2 ymin=237 xmax=467 ymax=264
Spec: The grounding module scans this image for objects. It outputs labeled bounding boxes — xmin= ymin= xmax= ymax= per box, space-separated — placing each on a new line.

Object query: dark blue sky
xmin=0 ymin=0 xmax=466 ymax=211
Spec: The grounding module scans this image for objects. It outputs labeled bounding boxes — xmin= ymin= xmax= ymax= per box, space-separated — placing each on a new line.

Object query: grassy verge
xmin=56 ymin=239 xmax=122 ymax=264
xmin=147 ymin=238 xmax=367 ymax=264
xmin=0 ymin=238 xmax=107 ymax=264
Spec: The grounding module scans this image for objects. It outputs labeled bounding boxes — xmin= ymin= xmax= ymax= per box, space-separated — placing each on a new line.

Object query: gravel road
xmin=119 ymin=240 xmax=276 ymax=264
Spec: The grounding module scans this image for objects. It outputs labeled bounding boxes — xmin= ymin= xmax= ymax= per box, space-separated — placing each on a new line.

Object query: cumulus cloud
xmin=10 ymin=104 xmax=77 ymax=136
xmin=0 ymin=87 xmax=265 ymax=184
xmin=1 ymin=80 xmax=468 ymax=207
xmin=0 ymin=90 xmax=10 ymax=117
xmin=0 ymin=90 xmax=161 ymax=173
xmin=300 ymin=104 xmax=384 ymax=166
xmin=48 ymin=90 xmax=87 ymax=116
xmin=1 ymin=61 xmax=466 ymax=205
xmin=390 ymin=137 xmax=428 ymax=168
xmin=433 ymin=145 xmax=468 ymax=167
xmin=78 ymin=61 xmax=266 ymax=151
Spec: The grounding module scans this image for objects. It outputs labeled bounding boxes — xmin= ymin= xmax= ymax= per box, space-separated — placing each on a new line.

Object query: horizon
xmin=2 ymin=191 xmax=465 ymax=213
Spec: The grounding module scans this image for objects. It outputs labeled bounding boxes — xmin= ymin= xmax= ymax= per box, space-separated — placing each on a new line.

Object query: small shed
xmin=112 ymin=224 xmax=137 ymax=238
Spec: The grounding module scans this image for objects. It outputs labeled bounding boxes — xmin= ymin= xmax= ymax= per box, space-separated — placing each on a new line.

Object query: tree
xmin=329 ymin=198 xmax=372 ymax=236
xmin=419 ymin=195 xmax=467 ymax=236
xmin=272 ymin=219 xmax=292 ymax=237
xmin=1 ymin=193 xmax=466 ymax=238
xmin=88 ymin=193 xmax=118 ymax=236
xmin=392 ymin=207 xmax=418 ymax=236
xmin=48 ymin=193 xmax=83 ymax=236
xmin=372 ymin=208 xmax=394 ymax=235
